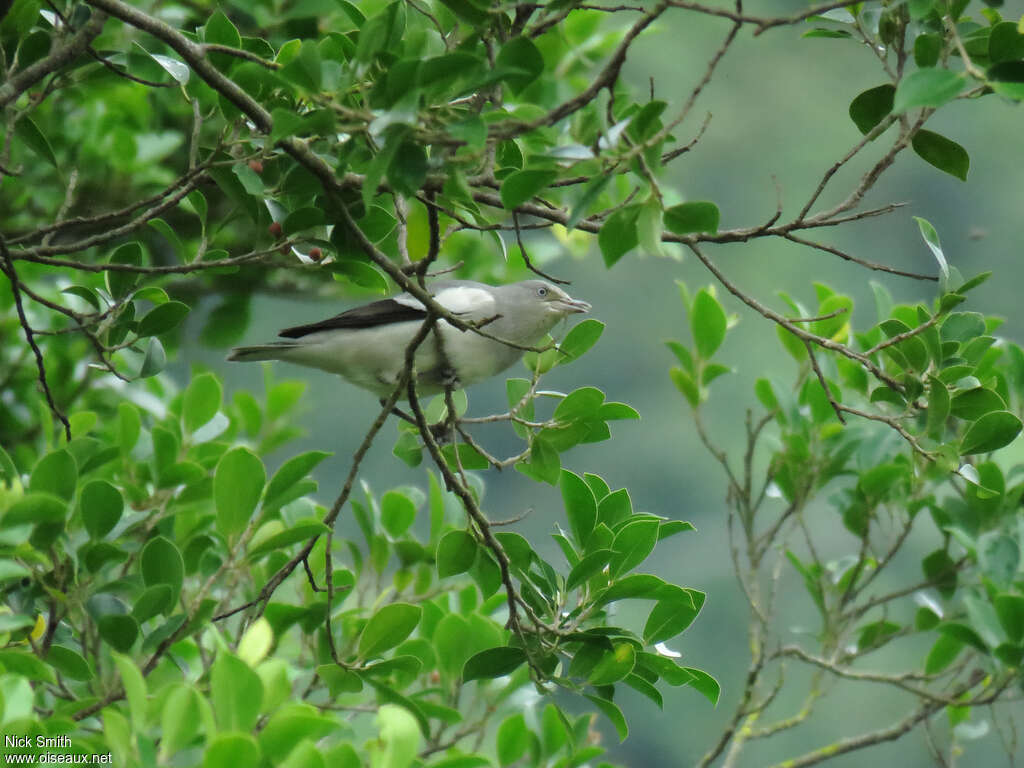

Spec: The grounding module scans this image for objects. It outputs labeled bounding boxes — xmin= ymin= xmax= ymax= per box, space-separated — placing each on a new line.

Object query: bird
xmin=227 ymin=279 xmax=591 ymax=397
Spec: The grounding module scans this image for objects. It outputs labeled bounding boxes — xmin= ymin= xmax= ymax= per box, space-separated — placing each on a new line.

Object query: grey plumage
xmin=227 ymin=279 xmax=591 ymax=397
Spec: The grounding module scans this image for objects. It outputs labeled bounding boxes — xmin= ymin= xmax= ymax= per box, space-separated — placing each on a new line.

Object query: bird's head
xmin=513 ymin=280 xmax=592 ymax=317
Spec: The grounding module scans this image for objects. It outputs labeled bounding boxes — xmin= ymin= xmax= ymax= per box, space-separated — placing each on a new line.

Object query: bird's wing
xmin=277 ymin=298 xmax=426 ymax=338
xmin=277 ymin=282 xmax=497 ymax=339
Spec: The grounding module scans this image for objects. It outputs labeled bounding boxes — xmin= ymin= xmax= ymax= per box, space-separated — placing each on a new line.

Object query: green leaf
xmin=925 ymin=633 xmax=965 ymax=673
xmin=554 ymin=387 xmax=605 ymax=423
xmin=61 ymin=285 xmax=101 ymax=311
xmin=80 ymin=480 xmax=123 ymax=539
xmin=584 ymin=694 xmax=629 ymax=742
xmin=682 ymin=666 xmax=720 ymax=704
xmin=670 ymin=367 xmax=700 ymax=408
xmin=247 ymin=518 xmax=329 ymax=559
xmin=914 ymin=34 xmax=942 ymax=67
xmin=331 ymin=261 xmax=389 ymax=294
xmin=500 ymin=169 xmax=557 ymax=211
xmin=912 ymin=216 xmax=949 ymax=283
xmin=112 ymin=652 xmax=147 ymax=730
xmin=358 ymin=603 xmax=422 ymax=659
xmin=132 ymin=584 xmax=174 ymax=622
xmin=141 ymin=536 xmax=184 ymax=603
xmin=214 ymin=448 xmax=266 ymax=537
xmin=282 ymin=206 xmax=326 ymax=235
xmin=496 ymin=36 xmax=543 ymax=93
xmin=137 ymin=301 xmax=189 ymax=337
xmin=317 ymin=664 xmax=363 ymax=696
xmin=691 ymin=288 xmax=727 ymax=359
xmin=960 ymin=411 xmax=1022 ymax=454
xmin=30 ymin=449 xmax=76 ymax=500
xmin=893 ymin=69 xmax=966 ymax=112
xmin=212 ymin=652 xmax=263 ymax=732
xmin=356 ymin=2 xmax=407 ymax=64
xmin=950 ymin=388 xmax=1006 ymax=421
xmin=664 ymin=201 xmax=720 ymax=235
xmin=926 ymin=376 xmax=950 ymax=439
xmin=98 ymin=614 xmax=139 ymax=653
xmin=980 ymin=533 xmax=1020 ymax=586
xmin=374 ymin=704 xmax=422 ymax=768
xmin=14 ymin=116 xmax=57 ymax=167
xmin=497 ymin=713 xmax=529 ymax=765
xmin=3 ymin=492 xmax=66 ymax=527
xmin=160 ymin=685 xmax=201 ymax=760
xmin=637 ymin=195 xmax=665 ymax=257
xmin=922 ymin=549 xmax=958 ymax=598
xmin=561 ymin=470 xmax=597 ymax=548
xmin=558 ymin=319 xmax=604 ymax=364
xmin=994 ymin=594 xmax=1024 ymax=643
xmin=589 ymin=642 xmax=636 ymax=686
xmin=644 ymin=587 xmax=705 ymax=644
xmin=437 ymin=0 xmax=489 ymax=24
xmin=566 ymin=549 xmax=614 ymax=591
xmin=264 ymin=451 xmax=331 ymax=511
xmin=566 ymin=174 xmax=612 ymax=231
xmin=203 ymin=734 xmax=261 ymax=768
xmin=381 ymin=490 xmax=417 ymax=537
xmin=47 ymin=645 xmax=93 ymax=681
xmin=105 ymin=241 xmax=143 ymax=299
xmin=204 ymin=11 xmax=242 ymax=49
xmin=462 ymin=646 xmax=528 ymax=681
xmin=183 ymin=372 xmax=222 ymax=433
xmin=989 ymin=21 xmax=1024 ymax=63
xmin=280 ymin=39 xmax=322 ymax=92
xmin=912 ymin=130 xmax=969 ymax=181
xmin=516 ymin=436 xmax=561 ymax=485
xmin=0 ymin=649 xmax=54 ymax=683
xmin=609 ymin=518 xmax=659 ymax=577
xmin=388 ymin=140 xmax=428 ymax=196
xmin=599 ymin=205 xmax=640 ymax=267
xmin=437 ymin=530 xmax=478 ymax=578
xmin=849 ymin=84 xmax=895 ymax=134
xmin=138 ymin=337 xmax=167 ymax=378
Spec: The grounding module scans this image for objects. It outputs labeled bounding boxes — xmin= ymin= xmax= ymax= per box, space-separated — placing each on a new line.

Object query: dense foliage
xmin=1 ymin=0 xmax=1023 ymax=766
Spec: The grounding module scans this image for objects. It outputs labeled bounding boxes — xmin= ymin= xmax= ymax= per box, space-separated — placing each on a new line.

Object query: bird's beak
xmin=557 ymin=297 xmax=592 ymax=314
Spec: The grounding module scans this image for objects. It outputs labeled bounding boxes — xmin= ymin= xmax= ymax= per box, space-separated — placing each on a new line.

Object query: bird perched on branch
xmin=228 ymin=279 xmax=591 ymax=397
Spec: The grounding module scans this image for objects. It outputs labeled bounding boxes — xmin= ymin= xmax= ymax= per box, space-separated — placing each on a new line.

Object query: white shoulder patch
xmin=393 ymin=293 xmax=425 ymax=311
xmin=433 ymin=286 xmax=495 ymax=315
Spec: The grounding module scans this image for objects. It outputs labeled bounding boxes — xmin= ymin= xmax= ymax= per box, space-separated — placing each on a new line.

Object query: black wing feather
xmin=278 ymin=298 xmax=425 ymax=339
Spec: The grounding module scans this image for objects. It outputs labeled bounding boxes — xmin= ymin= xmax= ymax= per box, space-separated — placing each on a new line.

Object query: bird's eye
xmin=537 ymin=286 xmax=548 ymax=297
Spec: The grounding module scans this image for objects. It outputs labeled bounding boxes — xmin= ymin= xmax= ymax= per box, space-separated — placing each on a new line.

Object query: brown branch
xmin=685 ymin=242 xmax=904 ymax=392
xmin=0 ymin=236 xmax=71 ymax=441
xmin=513 ymin=212 xmax=569 ymax=284
xmin=493 ymin=2 xmax=667 ymax=139
xmin=783 ymin=232 xmax=936 ymax=282
xmin=666 ymin=0 xmax=863 ymax=35
xmin=0 ymin=10 xmax=108 ymax=108
xmin=803 ymin=340 xmax=846 ymax=424
xmin=863 ymin=314 xmax=941 ymax=358
xmin=761 ymin=671 xmax=987 ymax=768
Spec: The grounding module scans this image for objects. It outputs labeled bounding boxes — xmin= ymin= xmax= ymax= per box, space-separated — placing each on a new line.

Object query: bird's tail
xmin=227 ymin=342 xmax=300 ymax=363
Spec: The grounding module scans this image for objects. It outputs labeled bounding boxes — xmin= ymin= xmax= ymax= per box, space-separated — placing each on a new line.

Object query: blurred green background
xmin=177 ymin=2 xmax=1024 ymax=764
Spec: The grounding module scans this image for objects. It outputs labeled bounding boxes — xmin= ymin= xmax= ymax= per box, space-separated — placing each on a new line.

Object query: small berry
xmin=248 ymin=160 xmax=264 ymax=174
xmin=309 ymin=247 xmax=323 ymax=262
xmin=268 ymin=221 xmax=283 ymax=239
xmin=279 ymin=245 xmax=290 ymax=256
